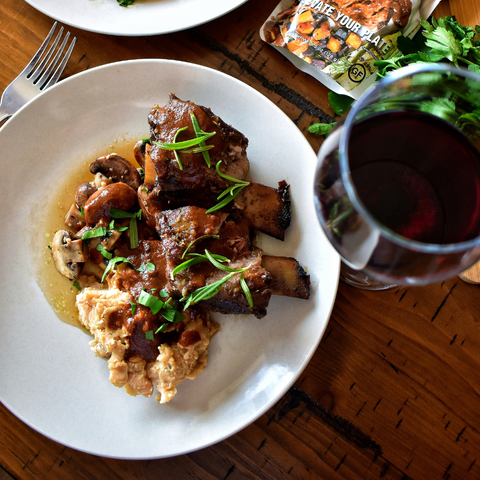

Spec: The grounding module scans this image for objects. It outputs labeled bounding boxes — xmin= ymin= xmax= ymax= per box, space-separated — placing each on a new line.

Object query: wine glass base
xmin=340 ymin=263 xmax=396 ymax=291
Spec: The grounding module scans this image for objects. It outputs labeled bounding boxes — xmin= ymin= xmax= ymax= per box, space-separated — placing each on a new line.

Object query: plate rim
xmin=0 ymin=58 xmax=340 ymax=459
xmin=23 ymin=0 xmax=250 ymax=36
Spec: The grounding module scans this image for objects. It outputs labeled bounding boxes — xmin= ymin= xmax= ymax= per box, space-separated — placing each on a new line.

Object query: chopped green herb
xmin=96 ymin=244 xmax=113 ymax=259
xmin=155 ymin=323 xmax=169 ymax=334
xmin=130 ymin=302 xmax=136 ymax=315
xmin=181 ymin=271 xmax=237 ymax=310
xmin=182 ymin=234 xmax=220 ymax=259
xmin=205 ymin=161 xmax=250 ymax=214
xmin=82 ymin=226 xmax=107 ymax=240
xmin=153 ymin=131 xmax=216 ymax=151
xmin=180 ymin=261 xmax=253 ymax=310
xmin=137 ymin=262 xmax=155 ymax=273
xmin=101 ymin=256 xmax=134 ymax=283
xmin=190 ymin=112 xmax=213 ymax=167
xmin=171 ymin=251 xmax=230 ymax=279
xmin=138 ymin=290 xmax=165 ymax=315
xmin=72 ymin=280 xmax=81 ymax=291
xmin=173 ymin=126 xmax=188 ymax=170
xmin=145 ymin=330 xmax=154 ymax=340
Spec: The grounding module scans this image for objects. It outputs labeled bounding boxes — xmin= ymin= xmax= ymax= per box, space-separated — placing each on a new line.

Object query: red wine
xmin=348 ymin=110 xmax=480 ymax=244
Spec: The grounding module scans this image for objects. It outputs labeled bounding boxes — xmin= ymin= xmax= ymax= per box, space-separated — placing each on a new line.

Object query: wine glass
xmin=314 ymin=63 xmax=480 ymax=290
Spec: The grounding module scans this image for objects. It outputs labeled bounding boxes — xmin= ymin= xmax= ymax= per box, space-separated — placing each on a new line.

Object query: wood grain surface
xmin=1 ymin=0 xmax=480 ymax=479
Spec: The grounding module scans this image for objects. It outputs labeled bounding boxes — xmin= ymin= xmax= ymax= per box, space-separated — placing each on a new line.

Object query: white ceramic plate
xmin=24 ymin=0 xmax=248 ymax=36
xmin=0 ymin=59 xmax=339 ymax=459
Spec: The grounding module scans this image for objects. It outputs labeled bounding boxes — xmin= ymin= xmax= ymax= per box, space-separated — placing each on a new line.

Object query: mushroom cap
xmin=51 ymin=230 xmax=88 ymax=280
xmin=133 ymin=140 xmax=147 ymax=168
xmin=84 ymin=182 xmax=137 ymax=226
xmin=75 ymin=182 xmax=98 ymax=208
xmin=89 ymin=153 xmax=141 ymax=190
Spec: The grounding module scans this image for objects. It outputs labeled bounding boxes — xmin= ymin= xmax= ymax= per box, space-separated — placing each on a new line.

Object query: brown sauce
xmin=32 ymin=138 xmax=141 ymax=329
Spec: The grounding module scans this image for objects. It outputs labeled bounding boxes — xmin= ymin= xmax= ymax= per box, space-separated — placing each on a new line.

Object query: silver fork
xmin=0 ymin=22 xmax=76 ymax=124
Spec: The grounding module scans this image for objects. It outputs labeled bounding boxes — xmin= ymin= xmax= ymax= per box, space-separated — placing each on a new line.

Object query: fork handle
xmin=0 ymin=113 xmax=12 ymax=124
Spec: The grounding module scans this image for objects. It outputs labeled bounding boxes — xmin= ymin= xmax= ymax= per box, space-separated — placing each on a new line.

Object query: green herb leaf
xmin=240 ymin=274 xmax=253 ymax=309
xmin=308 ymin=122 xmax=337 ymax=137
xmin=145 ymin=330 xmax=154 ymax=340
xmin=190 ymin=112 xmax=213 ymax=167
xmin=181 ymin=234 xmax=220 ymax=259
xmin=173 ymin=126 xmax=188 ymax=170
xmin=423 ymin=25 xmax=462 ymax=66
xmin=72 ymin=280 xmax=81 ymax=291
xmin=129 ymin=215 xmax=138 ymax=249
xmin=82 ymin=226 xmax=107 ymax=240
xmin=181 ymin=271 xmax=237 ymax=309
xmin=137 ymin=262 xmax=155 ymax=273
xmin=171 ymin=252 xmax=230 ymax=279
xmin=153 ymin=131 xmax=216 ymax=151
xmin=205 ymin=161 xmax=250 ymax=214
xmin=130 ymin=302 xmax=136 ymax=315
xmin=328 ymin=92 xmax=354 ymax=116
xmin=96 ymin=244 xmax=113 ymax=259
xmin=138 ymin=290 xmax=165 ymax=315
xmin=101 ymin=257 xmax=134 ymax=283
xmin=155 ymin=323 xmax=169 ymax=334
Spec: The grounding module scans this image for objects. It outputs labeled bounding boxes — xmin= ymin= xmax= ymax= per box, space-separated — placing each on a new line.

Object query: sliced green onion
xmin=130 ymin=302 xmax=137 ymax=315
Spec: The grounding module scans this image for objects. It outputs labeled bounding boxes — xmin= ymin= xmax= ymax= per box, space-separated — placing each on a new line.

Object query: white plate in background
xmin=25 ymin=0 xmax=248 ymax=36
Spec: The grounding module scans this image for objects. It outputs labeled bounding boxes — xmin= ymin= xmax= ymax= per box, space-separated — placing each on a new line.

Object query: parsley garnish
xmin=308 ymin=16 xmax=480 ymax=138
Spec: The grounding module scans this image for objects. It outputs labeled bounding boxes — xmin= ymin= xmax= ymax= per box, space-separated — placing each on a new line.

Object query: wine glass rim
xmin=339 ymin=63 xmax=480 ymax=254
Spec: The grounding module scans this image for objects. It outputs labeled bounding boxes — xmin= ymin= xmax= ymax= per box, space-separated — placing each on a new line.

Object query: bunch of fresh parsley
xmin=308 ymin=16 xmax=480 ymax=137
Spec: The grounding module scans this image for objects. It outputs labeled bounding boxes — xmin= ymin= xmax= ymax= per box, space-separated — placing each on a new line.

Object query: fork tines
xmin=27 ymin=22 xmax=77 ymax=91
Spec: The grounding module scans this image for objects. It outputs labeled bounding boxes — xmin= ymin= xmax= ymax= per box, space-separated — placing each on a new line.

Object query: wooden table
xmin=1 ymin=0 xmax=479 ymax=478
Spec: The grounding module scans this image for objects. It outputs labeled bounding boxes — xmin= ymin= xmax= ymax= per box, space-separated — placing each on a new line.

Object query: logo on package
xmin=348 ymin=64 xmax=366 ymax=83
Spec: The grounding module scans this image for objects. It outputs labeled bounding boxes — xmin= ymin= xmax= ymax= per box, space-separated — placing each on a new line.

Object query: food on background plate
xmin=260 ymin=0 xmax=441 ymax=98
xmin=50 ymin=95 xmax=310 ymax=403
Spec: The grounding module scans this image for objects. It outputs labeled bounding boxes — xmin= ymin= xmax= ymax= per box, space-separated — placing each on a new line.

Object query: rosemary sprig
xmin=170 ymin=251 xmax=230 ymax=279
xmin=180 ymin=265 xmax=253 ymax=310
xmin=153 ymin=131 xmax=215 ymax=151
xmin=190 ymin=112 xmax=213 ymax=167
xmin=173 ymin=126 xmax=188 ymax=170
xmin=181 ymin=234 xmax=220 ymax=259
xmin=205 ymin=161 xmax=250 ymax=214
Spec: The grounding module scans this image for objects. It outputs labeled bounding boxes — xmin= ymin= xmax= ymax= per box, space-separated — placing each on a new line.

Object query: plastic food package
xmin=260 ymin=0 xmax=442 ymax=98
